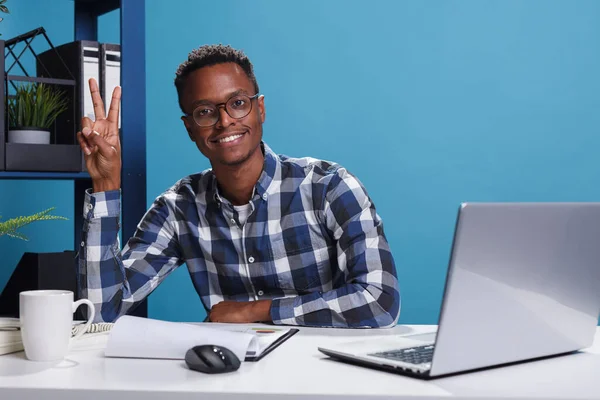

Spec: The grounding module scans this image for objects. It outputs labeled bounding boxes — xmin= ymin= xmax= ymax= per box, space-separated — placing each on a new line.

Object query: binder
xmin=245 ymin=328 xmax=299 ymax=361
xmin=37 ymin=41 xmax=121 ymax=171
xmin=100 ymin=43 xmax=121 ymax=128
xmin=37 ymin=40 xmax=100 ymax=145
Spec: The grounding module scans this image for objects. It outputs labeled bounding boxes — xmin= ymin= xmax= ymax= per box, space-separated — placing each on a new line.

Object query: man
xmin=76 ymin=44 xmax=400 ymax=327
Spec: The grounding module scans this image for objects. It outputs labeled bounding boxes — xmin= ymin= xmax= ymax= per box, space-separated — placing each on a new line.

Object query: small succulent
xmin=8 ymin=82 xmax=69 ymax=129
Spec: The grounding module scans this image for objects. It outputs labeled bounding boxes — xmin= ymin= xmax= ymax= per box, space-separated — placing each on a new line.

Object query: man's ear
xmin=258 ymin=95 xmax=266 ymax=124
xmin=181 ymin=116 xmax=195 ymax=142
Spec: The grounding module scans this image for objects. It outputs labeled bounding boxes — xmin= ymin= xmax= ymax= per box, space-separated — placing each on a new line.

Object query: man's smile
xmin=210 ymin=131 xmax=247 ymax=146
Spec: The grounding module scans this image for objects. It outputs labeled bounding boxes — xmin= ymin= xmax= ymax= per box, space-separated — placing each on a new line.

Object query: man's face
xmin=180 ymin=63 xmax=265 ymax=167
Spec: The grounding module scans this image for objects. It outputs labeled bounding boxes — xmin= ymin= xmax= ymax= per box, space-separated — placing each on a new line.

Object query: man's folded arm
xmin=78 ymin=189 xmax=184 ymax=322
xmin=270 ymin=168 xmax=401 ymax=328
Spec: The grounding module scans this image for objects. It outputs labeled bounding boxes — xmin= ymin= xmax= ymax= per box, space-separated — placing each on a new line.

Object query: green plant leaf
xmin=0 ymin=207 xmax=68 ymax=241
xmin=6 ymin=231 xmax=28 ymax=241
xmin=0 ymin=5 xmax=9 ymax=13
xmin=7 ymin=83 xmax=69 ymax=130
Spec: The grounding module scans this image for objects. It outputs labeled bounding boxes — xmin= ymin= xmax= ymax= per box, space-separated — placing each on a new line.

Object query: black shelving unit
xmin=0 ymin=172 xmax=91 ymax=179
xmin=0 ymin=0 xmax=147 ymax=317
xmin=1 ymin=27 xmax=84 ymax=173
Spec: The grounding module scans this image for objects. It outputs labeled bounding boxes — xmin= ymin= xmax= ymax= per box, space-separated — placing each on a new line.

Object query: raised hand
xmin=76 ymin=78 xmax=122 ymax=193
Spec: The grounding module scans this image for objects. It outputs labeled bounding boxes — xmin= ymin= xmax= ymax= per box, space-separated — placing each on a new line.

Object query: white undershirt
xmin=233 ymin=203 xmax=253 ymax=226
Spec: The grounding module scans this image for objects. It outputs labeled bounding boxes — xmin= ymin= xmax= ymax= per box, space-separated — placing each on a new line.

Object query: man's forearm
xmin=79 ymin=189 xmax=183 ymax=323
xmin=79 ymin=188 xmax=132 ymax=322
xmin=209 ymin=300 xmax=273 ymax=323
xmin=252 ymin=299 xmax=273 ymax=322
xmin=270 ymin=280 xmax=400 ymax=328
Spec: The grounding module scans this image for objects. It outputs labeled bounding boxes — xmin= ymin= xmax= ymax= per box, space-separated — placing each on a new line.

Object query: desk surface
xmin=1 ymin=324 xmax=599 ymax=400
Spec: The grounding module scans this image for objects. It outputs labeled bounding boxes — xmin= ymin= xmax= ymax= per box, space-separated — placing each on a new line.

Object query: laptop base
xmin=318 ymin=347 xmax=433 ymax=380
xmin=319 ymin=346 xmax=580 ymax=380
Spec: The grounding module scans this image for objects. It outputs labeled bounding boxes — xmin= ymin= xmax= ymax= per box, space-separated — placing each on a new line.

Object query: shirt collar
xmin=209 ymin=141 xmax=279 ymax=205
xmin=255 ymin=141 xmax=278 ymax=197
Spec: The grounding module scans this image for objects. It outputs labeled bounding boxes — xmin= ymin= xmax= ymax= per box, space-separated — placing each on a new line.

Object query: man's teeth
xmin=218 ymin=134 xmax=243 ymax=143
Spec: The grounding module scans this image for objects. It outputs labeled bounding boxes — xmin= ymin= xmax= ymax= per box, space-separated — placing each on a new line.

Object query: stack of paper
xmin=1 ymin=318 xmax=116 ymax=356
xmin=105 ymin=316 xmax=298 ymax=362
xmin=0 ymin=318 xmax=23 ymax=355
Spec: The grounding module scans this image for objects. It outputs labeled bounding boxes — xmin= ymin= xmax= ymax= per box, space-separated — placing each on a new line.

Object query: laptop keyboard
xmin=369 ymin=344 xmax=434 ymax=365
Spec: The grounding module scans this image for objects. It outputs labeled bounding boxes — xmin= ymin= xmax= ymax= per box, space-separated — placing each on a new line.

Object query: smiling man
xmin=77 ymin=44 xmax=400 ymax=327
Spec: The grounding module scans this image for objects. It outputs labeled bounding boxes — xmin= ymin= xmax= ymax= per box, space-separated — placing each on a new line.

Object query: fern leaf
xmin=5 ymin=230 xmax=28 ymax=241
xmin=0 ymin=207 xmax=68 ymax=240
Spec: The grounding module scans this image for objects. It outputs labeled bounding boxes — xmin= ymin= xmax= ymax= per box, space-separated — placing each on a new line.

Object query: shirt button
xmin=230 ymin=218 xmax=236 ymax=224
xmin=262 ymin=193 xmax=268 ymax=200
xmin=257 ymin=290 xmax=264 ymax=296
xmin=80 ymin=241 xmax=85 ymax=247
xmin=87 ymin=204 xmax=93 ymax=210
xmin=248 ymin=256 xmax=255 ymax=263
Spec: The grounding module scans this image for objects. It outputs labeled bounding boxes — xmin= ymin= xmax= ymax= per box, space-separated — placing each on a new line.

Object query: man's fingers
xmin=89 ymin=78 xmax=106 ymax=120
xmin=83 ymin=128 xmax=117 ymax=157
xmin=208 ymin=311 xmax=217 ymax=322
xmin=82 ymin=116 xmax=94 ymax=131
xmin=77 ymin=132 xmax=92 ymax=156
xmin=79 ymin=127 xmax=96 ymax=149
xmin=107 ymin=86 xmax=121 ymax=125
xmin=80 ymin=118 xmax=94 ymax=147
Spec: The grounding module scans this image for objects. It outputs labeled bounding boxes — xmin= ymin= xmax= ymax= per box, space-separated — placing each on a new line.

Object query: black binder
xmin=245 ymin=328 xmax=299 ymax=362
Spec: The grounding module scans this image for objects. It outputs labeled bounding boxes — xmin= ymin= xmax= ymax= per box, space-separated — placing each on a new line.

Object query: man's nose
xmin=215 ymin=106 xmax=234 ymax=129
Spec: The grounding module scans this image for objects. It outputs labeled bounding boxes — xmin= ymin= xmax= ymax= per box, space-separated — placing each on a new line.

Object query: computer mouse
xmin=185 ymin=345 xmax=241 ymax=374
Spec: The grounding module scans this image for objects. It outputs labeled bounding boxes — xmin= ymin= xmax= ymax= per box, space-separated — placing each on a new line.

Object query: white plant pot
xmin=7 ymin=128 xmax=51 ymax=144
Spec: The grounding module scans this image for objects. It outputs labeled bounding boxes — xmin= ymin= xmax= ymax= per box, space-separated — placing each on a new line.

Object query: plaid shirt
xmin=78 ymin=142 xmax=400 ymax=327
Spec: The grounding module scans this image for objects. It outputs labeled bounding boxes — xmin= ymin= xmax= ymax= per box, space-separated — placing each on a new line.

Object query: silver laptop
xmin=319 ymin=202 xmax=600 ymax=379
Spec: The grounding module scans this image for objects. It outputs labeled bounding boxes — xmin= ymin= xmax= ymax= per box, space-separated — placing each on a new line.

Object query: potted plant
xmin=7 ymin=82 xmax=69 ymax=144
xmin=0 ymin=207 xmax=67 ymax=240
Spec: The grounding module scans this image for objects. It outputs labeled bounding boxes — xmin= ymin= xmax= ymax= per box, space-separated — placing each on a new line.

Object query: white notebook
xmin=0 ymin=318 xmax=115 ymax=356
xmin=0 ymin=318 xmax=22 ymax=356
xmin=105 ymin=316 xmax=298 ymax=362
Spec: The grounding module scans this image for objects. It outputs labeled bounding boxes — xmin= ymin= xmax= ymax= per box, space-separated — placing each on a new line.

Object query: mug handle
xmin=71 ymin=299 xmax=96 ymax=341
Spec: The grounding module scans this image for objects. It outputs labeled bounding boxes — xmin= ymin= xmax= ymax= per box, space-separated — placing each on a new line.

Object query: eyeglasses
xmin=185 ymin=93 xmax=260 ymax=127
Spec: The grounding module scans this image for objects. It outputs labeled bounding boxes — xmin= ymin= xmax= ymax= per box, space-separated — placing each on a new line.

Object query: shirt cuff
xmin=83 ymin=188 xmax=121 ymax=219
xmin=269 ymin=297 xmax=298 ymax=325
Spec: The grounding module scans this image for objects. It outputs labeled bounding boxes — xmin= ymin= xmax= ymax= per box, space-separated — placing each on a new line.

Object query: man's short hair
xmin=175 ymin=44 xmax=259 ymax=112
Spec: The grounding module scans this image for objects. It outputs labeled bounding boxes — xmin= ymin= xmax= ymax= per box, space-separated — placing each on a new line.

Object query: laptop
xmin=318 ymin=202 xmax=600 ymax=379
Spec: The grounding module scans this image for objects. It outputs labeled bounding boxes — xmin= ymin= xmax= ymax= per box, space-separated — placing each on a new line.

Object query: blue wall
xmin=2 ymin=1 xmax=599 ymax=325
xmin=146 ymin=0 xmax=600 ymax=324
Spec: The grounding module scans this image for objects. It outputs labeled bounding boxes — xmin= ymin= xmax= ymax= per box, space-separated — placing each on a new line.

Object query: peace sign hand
xmin=76 ymin=78 xmax=122 ymax=193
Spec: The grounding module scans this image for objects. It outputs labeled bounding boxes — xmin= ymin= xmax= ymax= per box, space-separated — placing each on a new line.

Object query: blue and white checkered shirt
xmin=78 ymin=142 xmax=400 ymax=327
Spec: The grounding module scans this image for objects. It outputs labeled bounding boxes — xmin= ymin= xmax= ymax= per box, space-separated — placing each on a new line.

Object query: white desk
xmin=0 ymin=324 xmax=599 ymax=400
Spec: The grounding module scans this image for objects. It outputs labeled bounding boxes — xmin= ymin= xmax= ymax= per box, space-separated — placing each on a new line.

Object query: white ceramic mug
xmin=19 ymin=290 xmax=95 ymax=361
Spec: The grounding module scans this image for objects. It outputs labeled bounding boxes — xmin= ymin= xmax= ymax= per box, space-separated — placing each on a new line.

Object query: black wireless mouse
xmin=185 ymin=345 xmax=241 ymax=374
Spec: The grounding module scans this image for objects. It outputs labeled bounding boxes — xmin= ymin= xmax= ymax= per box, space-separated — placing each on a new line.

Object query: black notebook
xmin=241 ymin=327 xmax=299 ymax=361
